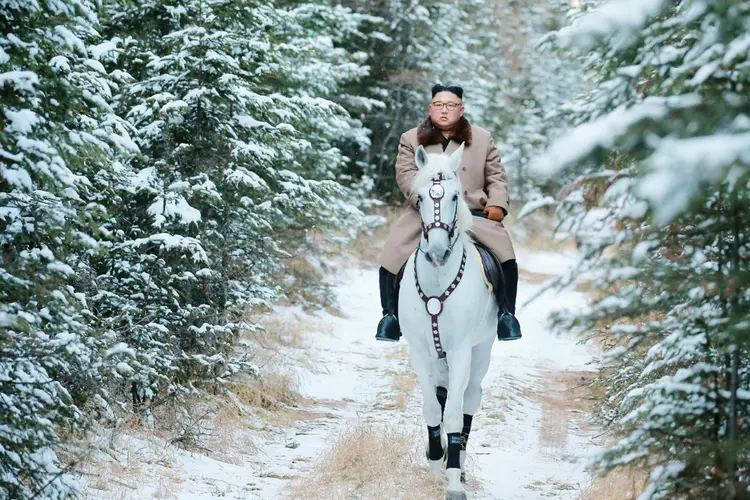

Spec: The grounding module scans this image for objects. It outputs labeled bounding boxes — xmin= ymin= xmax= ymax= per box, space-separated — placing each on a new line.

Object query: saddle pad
xmin=469 ymin=244 xmax=493 ymax=292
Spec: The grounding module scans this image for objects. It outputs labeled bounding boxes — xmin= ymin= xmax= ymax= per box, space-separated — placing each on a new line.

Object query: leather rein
xmin=415 ymin=172 xmax=466 ymax=359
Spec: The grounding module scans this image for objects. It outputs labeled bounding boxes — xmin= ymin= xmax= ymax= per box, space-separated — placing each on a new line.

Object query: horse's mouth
xmin=428 ymin=249 xmax=452 ymax=267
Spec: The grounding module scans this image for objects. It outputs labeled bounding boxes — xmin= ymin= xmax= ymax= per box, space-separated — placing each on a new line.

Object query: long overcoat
xmin=378 ymin=118 xmax=516 ymax=275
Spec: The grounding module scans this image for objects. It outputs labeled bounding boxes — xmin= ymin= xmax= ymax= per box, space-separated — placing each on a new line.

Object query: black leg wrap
xmin=461 ymin=414 xmax=473 ymax=451
xmin=427 ymin=425 xmax=444 ymax=461
xmin=436 ymin=386 xmax=447 ymax=422
xmin=446 ymin=433 xmax=461 ymax=469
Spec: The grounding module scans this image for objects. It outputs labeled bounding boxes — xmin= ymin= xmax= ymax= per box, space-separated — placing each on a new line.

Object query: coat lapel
xmin=424 ymin=143 xmax=444 ymax=155
xmin=424 ymin=140 xmax=461 ymax=156
xmin=443 ymin=140 xmax=461 ymax=156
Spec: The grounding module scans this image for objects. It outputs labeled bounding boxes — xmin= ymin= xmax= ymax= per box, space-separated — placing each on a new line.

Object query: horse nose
xmin=442 ymin=248 xmax=451 ymax=261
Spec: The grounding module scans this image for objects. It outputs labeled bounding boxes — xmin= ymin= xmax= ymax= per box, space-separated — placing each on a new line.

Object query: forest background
xmin=2 ymin=0 xmax=748 ymax=498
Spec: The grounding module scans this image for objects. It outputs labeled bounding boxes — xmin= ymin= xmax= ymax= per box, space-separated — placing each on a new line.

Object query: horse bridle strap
xmin=414 ymin=249 xmax=467 ymax=359
xmin=421 ymin=173 xmax=457 ymax=240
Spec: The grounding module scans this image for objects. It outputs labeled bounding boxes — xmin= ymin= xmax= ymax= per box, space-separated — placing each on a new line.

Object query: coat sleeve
xmin=395 ymin=132 xmax=419 ymax=208
xmin=484 ymin=134 xmax=510 ymax=214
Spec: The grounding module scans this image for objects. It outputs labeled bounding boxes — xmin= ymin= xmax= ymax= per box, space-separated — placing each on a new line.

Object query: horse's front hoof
xmin=446 ymin=492 xmax=468 ymax=500
xmin=428 ymin=458 xmax=443 ymax=476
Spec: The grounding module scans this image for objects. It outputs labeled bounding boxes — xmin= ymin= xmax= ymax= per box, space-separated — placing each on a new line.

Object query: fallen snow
xmin=81 ymin=250 xmax=601 ymax=499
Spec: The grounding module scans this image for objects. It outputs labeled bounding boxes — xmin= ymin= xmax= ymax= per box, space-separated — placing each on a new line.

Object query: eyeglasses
xmin=431 ymin=101 xmax=462 ymax=110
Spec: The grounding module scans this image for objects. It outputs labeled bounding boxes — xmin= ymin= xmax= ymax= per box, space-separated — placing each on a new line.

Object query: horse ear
xmin=415 ymin=145 xmax=429 ymax=170
xmin=449 ymin=142 xmax=465 ymax=172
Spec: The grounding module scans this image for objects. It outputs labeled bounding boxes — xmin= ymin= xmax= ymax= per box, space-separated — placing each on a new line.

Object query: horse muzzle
xmin=428 ymin=248 xmax=453 ymax=267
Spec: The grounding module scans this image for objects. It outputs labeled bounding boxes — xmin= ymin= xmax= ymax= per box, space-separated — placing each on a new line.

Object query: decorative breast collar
xmin=414 ymin=249 xmax=467 ymax=359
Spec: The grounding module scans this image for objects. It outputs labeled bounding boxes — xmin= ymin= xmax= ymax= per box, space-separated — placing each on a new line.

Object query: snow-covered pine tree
xmin=335 ymin=0 xmax=581 ymax=207
xmin=95 ymin=0 xmax=373 ymax=406
xmin=532 ymin=0 xmax=750 ymax=496
xmin=332 ymin=0 xmax=445 ymax=198
xmin=1 ymin=0 xmax=137 ymax=497
xmin=489 ymin=0 xmax=585 ymax=206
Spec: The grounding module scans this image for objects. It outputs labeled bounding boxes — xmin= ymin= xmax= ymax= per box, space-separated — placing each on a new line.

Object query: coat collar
xmin=416 ymin=116 xmax=472 ymax=151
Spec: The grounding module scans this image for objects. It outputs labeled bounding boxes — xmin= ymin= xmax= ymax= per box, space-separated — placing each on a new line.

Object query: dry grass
xmin=77 ymin=304 xmax=332 ymax=498
xmin=515 ymin=369 xmax=648 ymax=500
xmin=580 ymin=468 xmax=649 ymax=500
xmin=352 ymin=205 xmax=403 ymax=265
xmin=519 ymin=268 xmax=557 ymax=284
xmin=77 ymin=430 xmax=185 ymax=500
xmin=518 ymin=369 xmax=597 ymax=457
xmin=285 ymin=423 xmax=446 ymax=500
xmin=511 ymin=208 xmax=577 ymax=254
xmin=387 ymin=345 xmax=418 ymax=407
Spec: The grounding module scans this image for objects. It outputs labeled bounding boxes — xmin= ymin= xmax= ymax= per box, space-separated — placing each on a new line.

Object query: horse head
xmin=411 ymin=143 xmax=473 ymax=267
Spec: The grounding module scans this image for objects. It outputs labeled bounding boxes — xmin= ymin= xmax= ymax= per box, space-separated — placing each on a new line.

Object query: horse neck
xmin=417 ymin=238 xmax=467 ymax=294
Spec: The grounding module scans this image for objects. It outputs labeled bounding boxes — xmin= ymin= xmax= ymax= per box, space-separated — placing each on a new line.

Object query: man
xmin=375 ymin=83 xmax=521 ymax=342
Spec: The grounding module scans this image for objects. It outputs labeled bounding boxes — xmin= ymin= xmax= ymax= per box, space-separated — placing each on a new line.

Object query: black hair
xmin=431 ymin=83 xmax=463 ymax=99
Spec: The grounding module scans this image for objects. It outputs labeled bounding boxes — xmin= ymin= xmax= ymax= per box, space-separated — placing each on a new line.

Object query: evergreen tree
xmin=1 ymin=0 xmax=136 ymax=496
xmin=96 ymin=0 xmax=374 ymax=404
xmin=532 ymin=0 xmax=750 ymax=496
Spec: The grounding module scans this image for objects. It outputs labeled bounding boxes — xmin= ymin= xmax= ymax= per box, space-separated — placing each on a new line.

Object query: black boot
xmin=474 ymin=244 xmax=522 ymax=341
xmin=498 ymin=259 xmax=522 ymax=341
xmin=375 ymin=267 xmax=401 ymax=342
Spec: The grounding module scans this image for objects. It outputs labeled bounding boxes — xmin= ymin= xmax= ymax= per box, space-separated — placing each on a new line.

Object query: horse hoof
xmin=446 ymin=492 xmax=468 ymax=500
xmin=428 ymin=458 xmax=443 ymax=476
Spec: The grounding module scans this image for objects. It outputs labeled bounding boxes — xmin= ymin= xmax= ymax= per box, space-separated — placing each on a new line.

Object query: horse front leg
xmin=459 ymin=337 xmax=494 ymax=483
xmin=444 ymin=347 xmax=472 ymax=499
xmin=408 ymin=346 xmax=444 ymax=476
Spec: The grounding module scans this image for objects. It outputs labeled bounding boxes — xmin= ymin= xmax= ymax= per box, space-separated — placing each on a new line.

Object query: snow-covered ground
xmin=82 ymin=249 xmax=601 ymax=499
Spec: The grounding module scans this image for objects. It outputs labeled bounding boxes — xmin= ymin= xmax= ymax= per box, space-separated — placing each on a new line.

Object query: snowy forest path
xmin=81 ymin=249 xmax=601 ymax=499
xmin=254 ymin=250 xmax=602 ymax=499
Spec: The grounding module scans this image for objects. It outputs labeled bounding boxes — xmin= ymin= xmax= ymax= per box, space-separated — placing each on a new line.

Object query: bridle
xmin=414 ymin=171 xmax=466 ymax=359
xmin=419 ymin=172 xmax=458 ymax=245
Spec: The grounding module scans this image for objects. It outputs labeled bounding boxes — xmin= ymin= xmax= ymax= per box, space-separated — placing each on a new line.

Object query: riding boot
xmin=375 ymin=267 xmax=402 ymax=342
xmin=474 ymin=243 xmax=521 ymax=341
xmin=497 ymin=259 xmax=522 ymax=341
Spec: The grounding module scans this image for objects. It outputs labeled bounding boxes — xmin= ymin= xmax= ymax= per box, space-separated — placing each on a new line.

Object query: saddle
xmin=469 ymin=209 xmax=509 ymax=314
xmin=472 ymin=241 xmax=509 ymax=314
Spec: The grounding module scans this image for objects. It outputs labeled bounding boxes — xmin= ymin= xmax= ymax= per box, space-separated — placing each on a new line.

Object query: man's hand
xmin=484 ymin=205 xmax=505 ymax=222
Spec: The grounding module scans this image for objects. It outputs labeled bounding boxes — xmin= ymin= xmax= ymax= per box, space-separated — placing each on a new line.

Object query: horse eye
xmin=452 ymin=194 xmax=458 ymax=201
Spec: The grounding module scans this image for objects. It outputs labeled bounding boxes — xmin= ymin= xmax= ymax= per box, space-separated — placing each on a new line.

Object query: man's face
xmin=428 ymin=91 xmax=464 ymax=129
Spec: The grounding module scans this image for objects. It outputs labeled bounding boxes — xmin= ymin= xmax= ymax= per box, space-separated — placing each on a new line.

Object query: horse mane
xmin=410 ymin=161 xmax=474 ymax=248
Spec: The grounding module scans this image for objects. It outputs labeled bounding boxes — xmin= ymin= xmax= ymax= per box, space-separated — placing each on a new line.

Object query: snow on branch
xmin=637 ymin=131 xmax=750 ymax=223
xmin=557 ymin=0 xmax=670 ymax=52
xmin=530 ymin=93 xmax=702 ymax=177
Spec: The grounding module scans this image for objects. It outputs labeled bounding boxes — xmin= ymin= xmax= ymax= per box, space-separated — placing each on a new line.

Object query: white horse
xmin=398 ymin=143 xmax=497 ymax=500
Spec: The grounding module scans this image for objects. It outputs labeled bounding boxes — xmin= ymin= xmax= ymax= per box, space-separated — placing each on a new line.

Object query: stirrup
xmin=375 ymin=314 xmax=401 ymax=342
xmin=497 ymin=312 xmax=522 ymax=341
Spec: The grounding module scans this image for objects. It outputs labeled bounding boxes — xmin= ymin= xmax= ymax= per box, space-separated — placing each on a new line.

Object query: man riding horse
xmin=376 ymin=83 xmax=521 ymax=343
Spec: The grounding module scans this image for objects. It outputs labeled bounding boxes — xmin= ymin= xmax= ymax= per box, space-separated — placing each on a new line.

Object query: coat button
xmin=462 ymin=167 xmax=466 ymax=171
xmin=464 ymin=190 xmax=468 ymax=195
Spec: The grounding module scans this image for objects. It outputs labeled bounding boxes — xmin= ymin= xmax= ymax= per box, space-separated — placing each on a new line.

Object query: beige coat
xmin=378 ymin=121 xmax=516 ymax=275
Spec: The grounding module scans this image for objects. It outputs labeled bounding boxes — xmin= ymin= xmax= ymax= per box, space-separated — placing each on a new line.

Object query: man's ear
xmin=449 ymin=142 xmax=465 ymax=172
xmin=415 ymin=145 xmax=429 ymax=170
